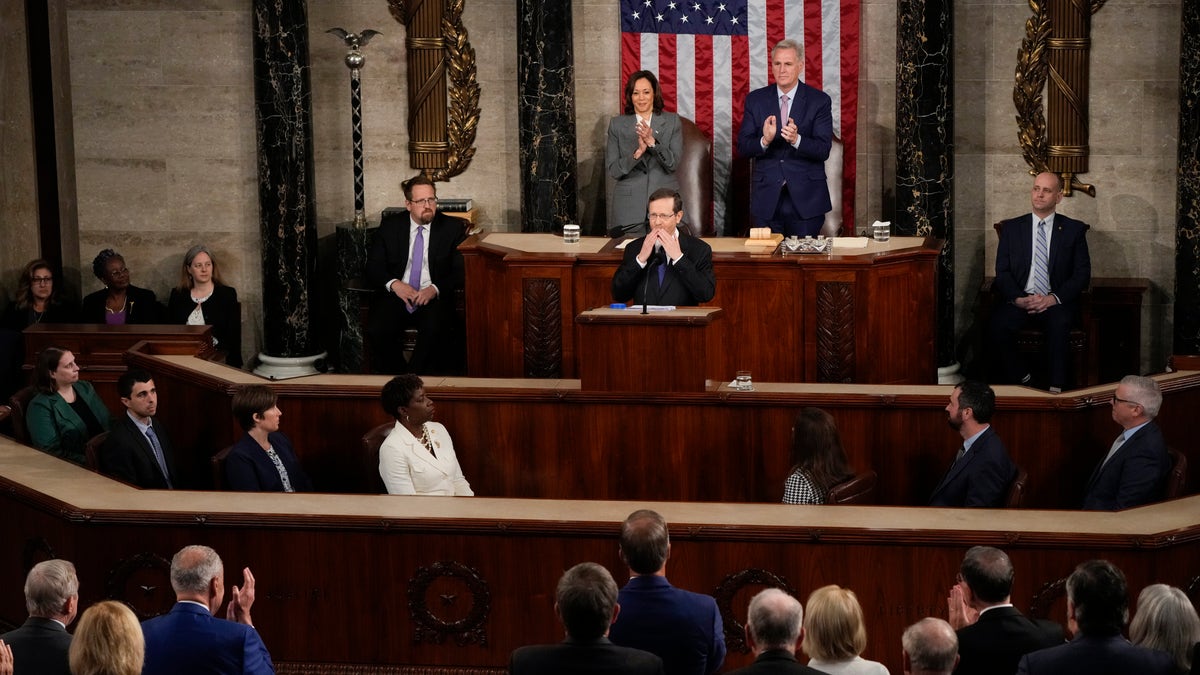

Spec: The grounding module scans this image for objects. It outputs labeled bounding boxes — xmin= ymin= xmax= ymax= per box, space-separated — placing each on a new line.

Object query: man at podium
xmin=611 ymin=188 xmax=715 ymax=306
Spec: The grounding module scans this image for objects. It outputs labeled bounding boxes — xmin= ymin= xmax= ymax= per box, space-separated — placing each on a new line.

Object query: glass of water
xmin=735 ymin=370 xmax=753 ymax=391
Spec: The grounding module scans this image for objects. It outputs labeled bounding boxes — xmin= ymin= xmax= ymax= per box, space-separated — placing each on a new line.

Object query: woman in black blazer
xmin=167 ymin=244 xmax=242 ymax=368
xmin=80 ymin=249 xmax=165 ymax=325
xmin=224 ymin=384 xmax=312 ymax=492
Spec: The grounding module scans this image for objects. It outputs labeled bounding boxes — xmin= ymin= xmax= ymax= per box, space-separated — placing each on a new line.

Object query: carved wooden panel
xmin=106 ymin=551 xmax=172 ymax=620
xmin=522 ymin=278 xmax=562 ymax=378
xmin=816 ymin=282 xmax=855 ymax=383
xmin=711 ymin=568 xmax=798 ymax=654
xmin=408 ymin=561 xmax=491 ymax=647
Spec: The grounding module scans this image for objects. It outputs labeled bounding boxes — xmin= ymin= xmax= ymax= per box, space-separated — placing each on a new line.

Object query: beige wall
xmin=0 ymin=0 xmax=1181 ymax=371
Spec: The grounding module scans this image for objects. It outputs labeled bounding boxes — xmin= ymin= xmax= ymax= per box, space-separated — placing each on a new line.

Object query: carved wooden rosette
xmin=711 ymin=568 xmax=798 ymax=654
xmin=407 ymin=560 xmax=491 ymax=646
xmin=388 ymin=0 xmax=479 ymax=181
xmin=105 ymin=551 xmax=172 ymax=619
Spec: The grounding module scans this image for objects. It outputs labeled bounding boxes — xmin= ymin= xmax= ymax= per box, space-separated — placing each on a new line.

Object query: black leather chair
xmin=362 ymin=422 xmax=393 ymax=494
xmin=6 ymin=386 xmax=37 ymax=444
xmin=1164 ymin=447 xmax=1188 ymax=501
xmin=1005 ymin=466 xmax=1029 ymax=508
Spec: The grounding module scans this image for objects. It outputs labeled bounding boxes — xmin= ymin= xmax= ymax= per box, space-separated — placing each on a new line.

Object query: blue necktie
xmin=145 ymin=426 xmax=173 ymax=488
xmin=1032 ymin=220 xmax=1050 ymax=295
xmin=407 ymin=226 xmax=424 ymax=313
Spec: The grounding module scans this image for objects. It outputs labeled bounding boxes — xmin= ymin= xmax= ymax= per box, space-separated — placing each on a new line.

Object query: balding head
xmin=746 ymin=588 xmax=804 ymax=654
xmin=902 ymin=618 xmax=959 ymax=675
xmin=619 ymin=509 xmax=670 ymax=575
xmin=170 ymin=545 xmax=225 ymax=612
xmin=24 ymin=560 xmax=79 ymax=625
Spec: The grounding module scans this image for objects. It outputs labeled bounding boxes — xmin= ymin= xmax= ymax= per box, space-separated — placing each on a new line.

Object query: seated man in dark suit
xmin=1083 ymin=375 xmax=1171 ymax=510
xmin=366 ymin=174 xmax=467 ymax=375
xmin=948 ymin=546 xmax=1063 ymax=675
xmin=988 ymin=171 xmax=1091 ymax=393
xmin=99 ymin=369 xmax=178 ymax=489
xmin=930 ymin=381 xmax=1017 ymax=508
xmin=611 ymin=188 xmax=715 ymax=307
xmin=1017 ymin=559 xmax=1175 ymax=675
xmin=141 ymin=545 xmax=274 ymax=675
xmin=0 ymin=560 xmax=78 ymax=675
xmin=725 ymin=589 xmax=825 ymax=675
xmin=903 ymin=618 xmax=960 ymax=675
xmin=608 ymin=509 xmax=725 ymax=675
xmin=510 ymin=562 xmax=663 ymax=675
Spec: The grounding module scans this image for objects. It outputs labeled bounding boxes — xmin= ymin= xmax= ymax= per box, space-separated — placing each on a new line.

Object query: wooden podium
xmin=575 ymin=307 xmax=722 ymax=392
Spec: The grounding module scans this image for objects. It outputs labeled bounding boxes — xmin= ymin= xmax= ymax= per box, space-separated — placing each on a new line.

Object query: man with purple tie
xmin=367 ymin=175 xmax=467 ymax=374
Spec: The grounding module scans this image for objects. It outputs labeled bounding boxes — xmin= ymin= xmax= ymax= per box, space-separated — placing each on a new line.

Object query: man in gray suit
xmin=0 ymin=560 xmax=78 ymax=675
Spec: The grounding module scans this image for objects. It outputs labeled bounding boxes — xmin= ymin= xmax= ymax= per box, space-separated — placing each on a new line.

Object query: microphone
xmin=608 ymin=220 xmax=649 ymax=238
xmin=641 ymin=247 xmax=663 ymax=315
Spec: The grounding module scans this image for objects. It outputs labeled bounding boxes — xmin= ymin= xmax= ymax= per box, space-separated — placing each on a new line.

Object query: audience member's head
xmin=619 ymin=509 xmax=670 ymax=575
xmin=746 ymin=588 xmax=804 ymax=654
xmin=1129 ymin=583 xmax=1200 ymax=672
xmin=68 ymin=600 xmax=144 ymax=675
xmin=381 ymin=374 xmax=424 ymax=421
xmin=178 ymin=244 xmax=225 ymax=290
xmin=24 ymin=559 xmax=79 ymax=625
xmin=959 ymin=546 xmax=1014 ymax=606
xmin=789 ymin=408 xmax=853 ymax=492
xmin=33 ymin=346 xmax=73 ymax=395
xmin=1066 ymin=559 xmax=1128 ymax=636
xmin=15 ymin=259 xmax=63 ymax=311
xmin=1114 ymin=375 xmax=1162 ymax=420
xmin=554 ymin=562 xmax=619 ymax=640
xmin=169 ymin=545 xmax=224 ymax=611
xmin=902 ymin=618 xmax=959 ymax=675
xmin=231 ymin=385 xmax=279 ymax=432
xmin=801 ymin=584 xmax=868 ymax=663
xmin=952 ymin=380 xmax=996 ymax=425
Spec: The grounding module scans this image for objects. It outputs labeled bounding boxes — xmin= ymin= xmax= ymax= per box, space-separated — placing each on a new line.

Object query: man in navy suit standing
xmin=1017 ymin=560 xmax=1175 ymax=675
xmin=947 ymin=546 xmax=1063 ymax=675
xmin=1082 ymin=375 xmax=1171 ymax=510
xmin=141 ymin=545 xmax=274 ymax=675
xmin=608 ymin=509 xmax=725 ymax=675
xmin=0 ymin=560 xmax=78 ymax=675
xmin=930 ymin=381 xmax=1016 ymax=508
xmin=990 ymin=171 xmax=1091 ymax=392
xmin=737 ymin=39 xmax=833 ymax=237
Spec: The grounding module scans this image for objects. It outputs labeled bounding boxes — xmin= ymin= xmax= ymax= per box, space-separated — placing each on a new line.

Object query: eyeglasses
xmin=31 ymin=277 xmax=53 ymax=284
xmin=408 ymin=197 xmax=438 ymax=206
xmin=1111 ymin=395 xmax=1141 ymax=408
xmin=647 ymin=212 xmax=678 ymax=222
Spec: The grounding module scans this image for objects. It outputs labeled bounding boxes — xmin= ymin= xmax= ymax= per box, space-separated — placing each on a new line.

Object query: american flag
xmin=620 ymin=0 xmax=859 ymax=234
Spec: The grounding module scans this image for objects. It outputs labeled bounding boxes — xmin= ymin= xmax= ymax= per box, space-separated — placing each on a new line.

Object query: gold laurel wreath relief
xmin=1013 ymin=0 xmax=1051 ymax=176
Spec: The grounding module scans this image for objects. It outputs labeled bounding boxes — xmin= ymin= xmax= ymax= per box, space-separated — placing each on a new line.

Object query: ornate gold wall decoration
xmin=1013 ymin=0 xmax=1107 ymax=197
xmin=388 ymin=0 xmax=480 ymax=181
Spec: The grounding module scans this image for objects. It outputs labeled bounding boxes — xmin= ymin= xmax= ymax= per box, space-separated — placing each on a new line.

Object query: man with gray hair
xmin=510 ymin=562 xmax=663 ymax=674
xmin=726 ymin=589 xmax=824 ymax=674
xmin=1082 ymin=375 xmax=1171 ymax=510
xmin=140 ymin=545 xmax=274 ymax=675
xmin=0 ymin=560 xmax=78 ymax=675
xmin=903 ymin=618 xmax=959 ymax=675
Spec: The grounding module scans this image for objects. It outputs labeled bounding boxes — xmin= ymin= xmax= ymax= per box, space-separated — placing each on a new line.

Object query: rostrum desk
xmin=460 ymin=234 xmax=942 ymax=385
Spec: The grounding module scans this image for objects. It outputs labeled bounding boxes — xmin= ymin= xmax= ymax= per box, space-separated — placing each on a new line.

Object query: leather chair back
xmin=1164 ymin=447 xmax=1188 ymax=500
xmin=84 ymin=431 xmax=109 ymax=471
xmin=210 ymin=445 xmax=234 ymax=490
xmin=7 ymin=386 xmax=36 ymax=444
xmin=826 ymin=469 xmax=877 ymax=504
xmin=362 ymin=422 xmax=393 ymax=494
xmin=741 ymin=137 xmax=844 ymax=237
xmin=1005 ymin=466 xmax=1029 ymax=507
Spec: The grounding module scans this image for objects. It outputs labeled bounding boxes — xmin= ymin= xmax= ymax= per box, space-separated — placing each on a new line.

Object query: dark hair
xmin=15 ymin=259 xmax=63 ymax=311
xmin=955 ymin=380 xmax=996 ymax=423
xmin=648 ymin=187 xmax=683 ymax=214
xmin=381 ymin=374 xmax=424 ymax=420
xmin=401 ymin=175 xmax=437 ymax=201
xmin=789 ymin=408 xmax=853 ymax=492
xmin=556 ymin=562 xmax=618 ymax=640
xmin=178 ymin=244 xmax=225 ymax=291
xmin=619 ymin=509 xmax=669 ymax=574
xmin=34 ymin=346 xmax=70 ymax=394
xmin=1067 ymin=559 xmax=1128 ymax=636
xmin=231 ymin=385 xmax=278 ymax=432
xmin=623 ymin=70 xmax=665 ymax=115
xmin=117 ymin=369 xmax=153 ymax=400
xmin=960 ymin=546 xmax=1014 ymax=603
xmin=91 ymin=249 xmax=124 ymax=282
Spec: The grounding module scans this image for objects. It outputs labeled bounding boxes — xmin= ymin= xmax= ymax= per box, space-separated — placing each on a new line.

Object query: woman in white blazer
xmin=378 ymin=374 xmax=474 ymax=496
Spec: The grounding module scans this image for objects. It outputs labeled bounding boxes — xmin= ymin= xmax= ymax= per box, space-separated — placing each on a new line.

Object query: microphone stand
xmin=641 ymin=249 xmax=661 ymax=315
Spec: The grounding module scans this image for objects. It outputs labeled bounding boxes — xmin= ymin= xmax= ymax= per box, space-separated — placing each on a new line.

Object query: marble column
xmin=896 ymin=0 xmax=955 ymax=370
xmin=252 ymin=0 xmax=322 ymax=361
xmin=517 ymin=0 xmax=578 ymax=233
xmin=1175 ymin=1 xmax=1200 ymax=355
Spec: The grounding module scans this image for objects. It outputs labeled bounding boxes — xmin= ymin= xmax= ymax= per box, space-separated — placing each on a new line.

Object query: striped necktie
xmin=1032 ymin=220 xmax=1050 ymax=295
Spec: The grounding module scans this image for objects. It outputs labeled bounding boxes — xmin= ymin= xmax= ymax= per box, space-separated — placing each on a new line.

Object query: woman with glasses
xmin=167 ymin=245 xmax=242 ymax=368
xmin=81 ymin=249 xmax=164 ymax=324
xmin=2 ymin=259 xmax=78 ymax=330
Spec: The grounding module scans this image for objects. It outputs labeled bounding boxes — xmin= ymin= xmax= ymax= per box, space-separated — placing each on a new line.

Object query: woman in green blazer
xmin=27 ymin=346 xmax=111 ymax=464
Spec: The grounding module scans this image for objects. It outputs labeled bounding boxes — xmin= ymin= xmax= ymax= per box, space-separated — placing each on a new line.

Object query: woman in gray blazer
xmin=606 ymin=70 xmax=683 ymax=232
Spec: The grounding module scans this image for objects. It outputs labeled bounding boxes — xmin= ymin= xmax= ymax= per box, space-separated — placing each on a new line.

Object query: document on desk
xmin=626 ymin=305 xmax=677 ymax=312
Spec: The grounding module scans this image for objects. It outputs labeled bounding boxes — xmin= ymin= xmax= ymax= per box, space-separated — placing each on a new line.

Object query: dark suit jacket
xmin=224 ymin=431 xmax=313 ymax=492
xmin=993 ymin=213 xmax=1091 ymax=306
xmin=725 ymin=649 xmax=827 ymax=675
xmin=367 ymin=210 xmax=466 ymax=302
xmin=1017 ymin=633 xmax=1176 ymax=675
xmin=0 ymin=616 xmax=72 ymax=675
xmin=1082 ymin=420 xmax=1171 ymax=510
xmin=611 ymin=234 xmax=715 ymax=306
xmin=929 ymin=427 xmax=1017 ymax=508
xmin=737 ymin=83 xmax=833 ymax=222
xmin=1 ymin=300 xmax=78 ymax=330
xmin=81 ymin=284 xmax=165 ymax=324
xmin=168 ymin=284 xmax=242 ymax=368
xmin=608 ymin=575 xmax=725 ymax=675
xmin=99 ymin=413 xmax=179 ymax=489
xmin=511 ymin=636 xmax=665 ymax=675
xmin=607 ymin=112 xmax=683 ymax=231
xmin=954 ymin=606 xmax=1064 ymax=675
xmin=141 ymin=601 xmax=274 ymax=675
